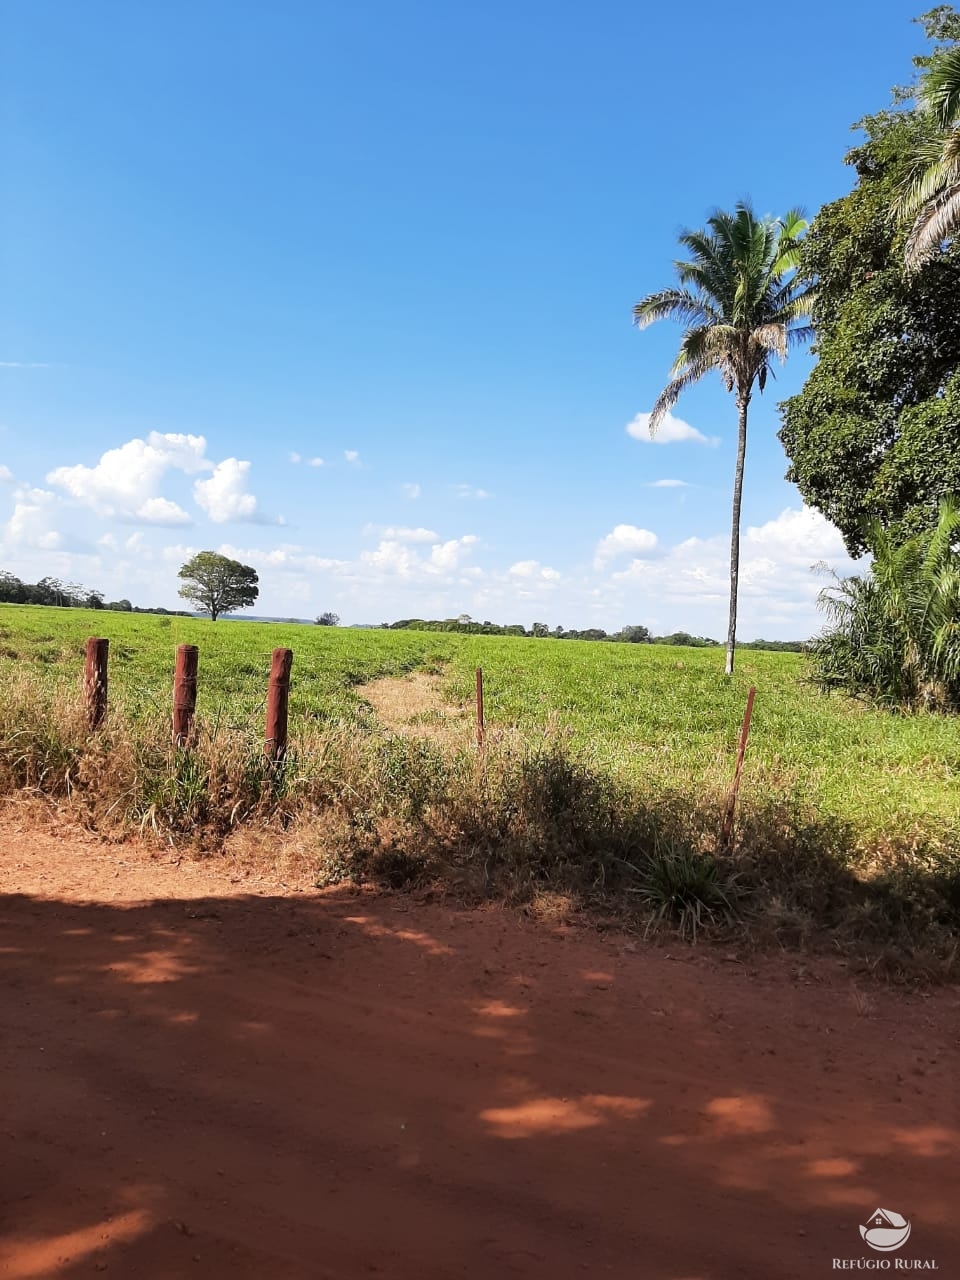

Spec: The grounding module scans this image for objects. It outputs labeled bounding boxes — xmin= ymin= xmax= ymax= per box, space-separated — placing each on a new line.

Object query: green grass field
xmin=2 ymin=602 xmax=958 ymax=841
xmin=4 ymin=602 xmax=960 ymax=979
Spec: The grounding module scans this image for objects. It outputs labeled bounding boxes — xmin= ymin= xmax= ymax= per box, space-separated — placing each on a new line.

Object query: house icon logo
xmin=860 ymin=1208 xmax=912 ymax=1252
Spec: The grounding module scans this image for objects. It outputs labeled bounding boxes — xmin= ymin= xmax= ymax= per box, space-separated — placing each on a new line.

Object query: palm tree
xmin=899 ymin=46 xmax=960 ymax=269
xmin=813 ymin=498 xmax=960 ymax=710
xmin=633 ymin=202 xmax=812 ymax=676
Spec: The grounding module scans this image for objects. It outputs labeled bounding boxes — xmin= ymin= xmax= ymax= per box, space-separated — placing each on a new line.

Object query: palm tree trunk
xmin=725 ymin=392 xmax=750 ymax=677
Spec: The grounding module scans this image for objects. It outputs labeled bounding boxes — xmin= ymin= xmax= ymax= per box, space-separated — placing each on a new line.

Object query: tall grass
xmin=1 ymin=651 xmax=958 ymax=981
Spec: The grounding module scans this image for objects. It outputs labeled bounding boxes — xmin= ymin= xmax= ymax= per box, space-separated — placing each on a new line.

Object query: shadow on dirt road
xmin=1 ymin=881 xmax=958 ymax=1278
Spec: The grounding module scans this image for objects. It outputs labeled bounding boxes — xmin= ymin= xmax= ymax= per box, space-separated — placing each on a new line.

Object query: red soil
xmin=1 ymin=817 xmax=958 ymax=1278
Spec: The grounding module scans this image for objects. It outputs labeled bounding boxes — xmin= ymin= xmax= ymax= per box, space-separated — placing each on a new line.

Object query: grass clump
xmin=628 ymin=842 xmax=744 ymax=941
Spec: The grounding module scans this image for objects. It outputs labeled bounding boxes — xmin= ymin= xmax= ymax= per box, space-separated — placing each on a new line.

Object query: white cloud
xmin=4 ymin=486 xmax=61 ymax=550
xmin=646 ymin=478 xmax=690 ymax=488
xmin=307 ymin=457 xmax=325 ymax=468
xmin=160 ymin=542 xmax=197 ymax=564
xmin=289 ymin=452 xmax=302 ymax=464
xmin=745 ymin=505 xmax=848 ymax=559
xmin=216 ymin=542 xmax=347 ymax=574
xmin=37 ymin=430 xmax=282 ymax=530
xmin=454 ymin=484 xmax=492 ymax=500
xmin=429 ymin=535 xmax=479 ymax=571
xmin=365 ymin=525 xmax=439 ymax=544
xmin=603 ymin=506 xmax=858 ymax=634
xmin=508 ymin=560 xmax=562 ymax=581
xmin=626 ymin=411 xmax=720 ymax=446
xmin=594 ymin=524 xmax=659 ymax=567
xmin=0 ymin=465 xmax=12 ymax=483
xmin=0 ymin=361 xmax=50 ymax=369
xmin=344 ymin=450 xmax=360 ymax=464
xmin=355 ymin=532 xmax=479 ymax=580
xmin=136 ymin=496 xmax=191 ymax=525
xmin=47 ymin=431 xmax=210 ymax=523
xmin=193 ymin=458 xmax=261 ymax=524
xmin=360 ymin=539 xmax=416 ymax=577
xmin=401 ymin=483 xmax=421 ymax=500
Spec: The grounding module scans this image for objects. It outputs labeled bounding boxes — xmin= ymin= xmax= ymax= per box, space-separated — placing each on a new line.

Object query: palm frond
xmin=632 ymin=288 xmax=718 ymax=330
xmin=896 ymin=46 xmax=960 ymax=269
xmin=767 ymin=276 xmax=814 ymax=321
xmin=674 ymin=257 xmax=735 ymax=312
xmin=753 ymin=323 xmax=788 ymax=360
xmin=919 ymin=44 xmax=960 ymax=128
xmin=648 ymin=360 xmax=714 ymax=432
xmin=778 ymin=207 xmax=809 ymax=243
xmin=783 ymin=287 xmax=814 ymax=320
xmin=669 ymin=324 xmax=737 ymax=377
xmin=897 ymin=139 xmax=960 ymax=220
xmin=922 ymin=496 xmax=960 ymax=579
xmin=904 ymin=183 xmax=960 ymax=267
xmin=786 ymin=323 xmax=815 ymax=348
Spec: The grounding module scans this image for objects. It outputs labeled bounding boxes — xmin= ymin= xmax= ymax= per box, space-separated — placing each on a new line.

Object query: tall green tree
xmin=780 ymin=56 xmax=960 ymax=554
xmin=177 ymin=551 xmax=259 ymax=621
xmin=634 ymin=203 xmax=811 ymax=676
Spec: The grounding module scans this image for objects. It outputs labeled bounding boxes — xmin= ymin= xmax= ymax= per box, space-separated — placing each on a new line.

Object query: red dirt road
xmin=1 ymin=820 xmax=958 ymax=1279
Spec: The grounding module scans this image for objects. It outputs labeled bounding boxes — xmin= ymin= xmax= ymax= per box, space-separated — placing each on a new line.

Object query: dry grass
xmin=361 ymin=670 xmax=475 ymax=748
xmin=2 ymin=665 xmax=960 ymax=982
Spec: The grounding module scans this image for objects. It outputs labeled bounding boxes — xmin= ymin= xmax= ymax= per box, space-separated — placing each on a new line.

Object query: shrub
xmin=812 ymin=498 xmax=960 ymax=710
xmin=627 ymin=841 xmax=744 ymax=940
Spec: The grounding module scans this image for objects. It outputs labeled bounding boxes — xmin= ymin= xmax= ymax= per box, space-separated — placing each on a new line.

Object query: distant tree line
xmin=0 ymin=569 xmax=807 ymax=651
xmin=383 ymin=616 xmax=804 ymax=651
xmin=738 ymin=638 xmax=806 ymax=652
xmin=0 ymin=570 xmax=190 ymax=616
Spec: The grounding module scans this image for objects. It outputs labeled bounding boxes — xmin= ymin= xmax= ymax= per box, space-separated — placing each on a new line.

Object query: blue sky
xmin=0 ymin=1 xmax=922 ymax=634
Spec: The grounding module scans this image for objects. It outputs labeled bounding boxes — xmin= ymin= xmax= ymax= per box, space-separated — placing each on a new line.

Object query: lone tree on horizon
xmin=177 ymin=551 xmax=259 ymax=621
xmin=634 ymin=202 xmax=812 ymax=675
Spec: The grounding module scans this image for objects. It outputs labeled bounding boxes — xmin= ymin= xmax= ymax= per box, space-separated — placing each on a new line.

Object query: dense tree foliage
xmin=0 ymin=571 xmax=186 ymax=614
xmin=635 ymin=203 xmax=811 ymax=675
xmin=780 ymin=14 xmax=960 ymax=554
xmin=177 ymin=552 xmax=259 ymax=621
xmin=0 ymin=572 xmax=103 ymax=609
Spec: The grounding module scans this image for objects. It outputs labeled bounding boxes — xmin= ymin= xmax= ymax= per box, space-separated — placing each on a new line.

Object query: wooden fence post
xmin=173 ymin=644 xmax=199 ymax=746
xmin=84 ymin=637 xmax=109 ymax=729
xmin=265 ymin=648 xmax=293 ymax=761
xmin=475 ymin=666 xmax=484 ymax=750
xmin=720 ymin=686 xmax=756 ymax=849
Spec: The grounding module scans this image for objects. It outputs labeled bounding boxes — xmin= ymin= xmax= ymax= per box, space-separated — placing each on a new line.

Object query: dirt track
xmin=1 ymin=818 xmax=958 ymax=1279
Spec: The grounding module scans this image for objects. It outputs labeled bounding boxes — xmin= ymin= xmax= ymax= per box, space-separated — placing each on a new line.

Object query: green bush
xmin=813 ymin=498 xmax=960 ymax=710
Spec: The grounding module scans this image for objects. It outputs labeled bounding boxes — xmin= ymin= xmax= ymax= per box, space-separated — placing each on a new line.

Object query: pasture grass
xmin=1 ymin=604 xmax=959 ymax=979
